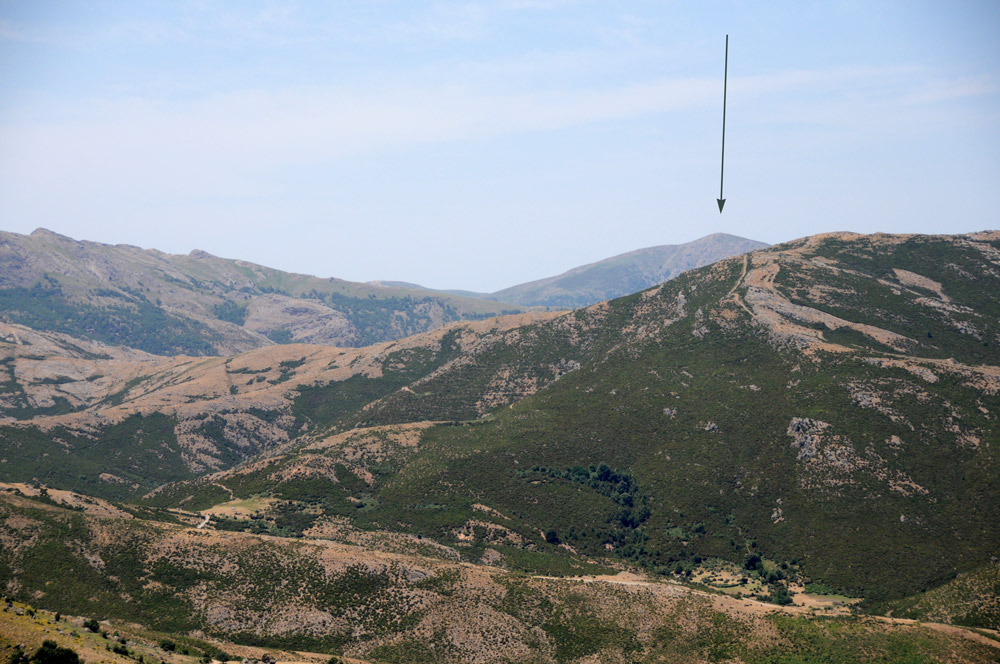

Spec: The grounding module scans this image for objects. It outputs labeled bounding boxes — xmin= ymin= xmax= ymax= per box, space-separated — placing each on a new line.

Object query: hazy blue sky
xmin=1 ymin=1 xmax=998 ymax=291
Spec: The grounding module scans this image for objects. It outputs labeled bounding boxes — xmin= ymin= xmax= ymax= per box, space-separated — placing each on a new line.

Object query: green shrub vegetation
xmin=0 ymin=283 xmax=217 ymax=356
xmin=266 ymin=328 xmax=294 ymax=344
xmin=212 ymin=301 xmax=248 ymax=325
xmin=135 ymin=235 xmax=1000 ymax=606
xmin=0 ymin=414 xmax=191 ymax=501
xmin=30 ymin=641 xmax=80 ymax=664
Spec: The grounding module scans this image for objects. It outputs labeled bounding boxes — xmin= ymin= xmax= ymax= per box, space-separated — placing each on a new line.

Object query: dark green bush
xmin=31 ymin=641 xmax=80 ymax=664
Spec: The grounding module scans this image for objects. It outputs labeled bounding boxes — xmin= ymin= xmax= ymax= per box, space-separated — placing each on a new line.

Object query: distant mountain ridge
xmin=489 ymin=233 xmax=768 ymax=307
xmin=372 ymin=233 xmax=769 ymax=309
xmin=0 ymin=228 xmax=524 ymax=355
xmin=0 ymin=229 xmax=764 ymax=356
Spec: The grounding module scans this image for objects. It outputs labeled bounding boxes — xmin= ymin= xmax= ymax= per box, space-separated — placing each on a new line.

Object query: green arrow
xmin=718 ymin=34 xmax=728 ymax=213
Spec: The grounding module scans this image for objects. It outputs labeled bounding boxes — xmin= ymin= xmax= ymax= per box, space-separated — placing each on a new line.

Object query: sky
xmin=1 ymin=1 xmax=998 ymax=292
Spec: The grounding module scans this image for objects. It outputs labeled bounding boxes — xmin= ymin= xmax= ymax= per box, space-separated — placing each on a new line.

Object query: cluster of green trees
xmin=303 ymin=289 xmax=461 ymax=345
xmin=212 ymin=301 xmax=248 ymax=325
xmin=530 ymin=464 xmax=651 ymax=530
xmin=517 ymin=464 xmax=657 ymax=567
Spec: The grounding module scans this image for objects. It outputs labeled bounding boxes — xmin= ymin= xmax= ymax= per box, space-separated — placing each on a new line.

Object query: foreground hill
xmin=1 ymin=488 xmax=997 ymax=663
xmin=1 ymin=230 xmax=999 ymax=660
xmin=0 ymin=228 xmax=524 ymax=355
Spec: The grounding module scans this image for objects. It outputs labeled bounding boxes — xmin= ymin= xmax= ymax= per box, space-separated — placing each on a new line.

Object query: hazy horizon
xmin=2 ymin=2 xmax=998 ymax=292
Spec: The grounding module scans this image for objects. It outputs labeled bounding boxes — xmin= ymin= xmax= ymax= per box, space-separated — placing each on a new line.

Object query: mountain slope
xmin=0 ymin=228 xmax=524 ymax=355
xmin=1 ymin=231 xmax=997 ymax=623
xmin=1 ymin=488 xmax=997 ymax=663
xmin=128 ymin=231 xmax=1000 ymax=611
xmin=0 ymin=312 xmax=556 ymax=499
xmin=487 ymin=232 xmax=768 ymax=307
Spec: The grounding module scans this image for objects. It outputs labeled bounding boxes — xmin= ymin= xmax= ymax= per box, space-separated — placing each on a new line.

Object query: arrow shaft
xmin=720 ymin=34 xmax=728 ymax=200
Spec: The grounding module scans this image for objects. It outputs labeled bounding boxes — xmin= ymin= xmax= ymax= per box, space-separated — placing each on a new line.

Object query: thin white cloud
xmin=1 ymin=61 xmax=995 ymax=278
xmin=0 ymin=75 xmax=717 ymax=193
xmin=0 ymin=19 xmax=22 ymax=40
xmin=100 ymin=19 xmax=189 ymax=44
xmin=3 ymin=64 xmax=981 ymax=200
xmin=386 ymin=2 xmax=493 ymax=42
xmin=897 ymin=74 xmax=997 ymax=106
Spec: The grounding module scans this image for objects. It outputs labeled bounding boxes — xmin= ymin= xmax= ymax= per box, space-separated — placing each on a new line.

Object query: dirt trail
xmin=870 ymin=616 xmax=1000 ymax=650
xmin=195 ymin=514 xmax=211 ymax=529
xmin=726 ymin=254 xmax=749 ymax=299
xmin=532 ymin=571 xmax=679 ymax=589
xmin=723 ymin=254 xmax=755 ymax=317
xmin=211 ymin=481 xmax=235 ymax=499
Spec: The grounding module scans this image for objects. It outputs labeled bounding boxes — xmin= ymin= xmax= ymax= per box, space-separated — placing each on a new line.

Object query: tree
xmin=82 ymin=619 xmax=100 ymax=633
xmin=32 ymin=641 xmax=81 ymax=664
xmin=771 ymin=585 xmax=794 ymax=606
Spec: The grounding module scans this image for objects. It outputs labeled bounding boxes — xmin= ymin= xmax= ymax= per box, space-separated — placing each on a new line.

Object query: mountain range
xmin=0 ymin=229 xmax=763 ymax=356
xmin=1 ymin=229 xmax=998 ymax=662
xmin=376 ymin=232 xmax=769 ymax=309
xmin=484 ymin=232 xmax=768 ymax=307
xmin=0 ymin=228 xmax=522 ymax=354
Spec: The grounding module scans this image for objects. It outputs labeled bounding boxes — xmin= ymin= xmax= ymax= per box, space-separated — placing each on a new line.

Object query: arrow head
xmin=717 ymin=198 xmax=726 ymax=213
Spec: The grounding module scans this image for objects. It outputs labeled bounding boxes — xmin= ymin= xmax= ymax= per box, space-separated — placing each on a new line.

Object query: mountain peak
xmin=487 ymin=233 xmax=769 ymax=308
xmin=30 ymin=227 xmax=73 ymax=241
